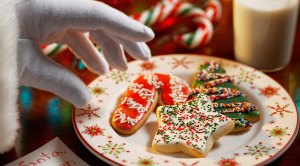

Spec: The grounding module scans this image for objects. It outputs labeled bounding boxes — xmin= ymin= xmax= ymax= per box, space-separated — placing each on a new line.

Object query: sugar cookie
xmin=112 ymin=72 xmax=190 ymax=135
xmin=152 ymin=93 xmax=234 ymax=157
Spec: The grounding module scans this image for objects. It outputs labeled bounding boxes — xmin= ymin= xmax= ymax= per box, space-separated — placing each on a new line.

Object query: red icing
xmin=157 ymin=73 xmax=190 ymax=105
xmin=116 ymin=75 xmax=156 ymax=130
xmin=113 ymin=73 xmax=190 ymax=131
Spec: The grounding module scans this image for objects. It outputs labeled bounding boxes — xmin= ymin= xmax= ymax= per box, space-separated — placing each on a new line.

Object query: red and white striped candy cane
xmin=42 ymin=43 xmax=67 ymax=56
xmin=43 ymin=0 xmax=222 ymax=55
xmin=131 ymin=0 xmax=222 ymax=49
xmin=205 ymin=0 xmax=222 ymax=24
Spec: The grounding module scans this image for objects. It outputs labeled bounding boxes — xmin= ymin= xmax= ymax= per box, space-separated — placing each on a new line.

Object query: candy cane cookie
xmin=111 ymin=72 xmax=190 ymax=135
xmin=191 ymin=61 xmax=260 ymax=132
xmin=152 ymin=93 xmax=234 ymax=157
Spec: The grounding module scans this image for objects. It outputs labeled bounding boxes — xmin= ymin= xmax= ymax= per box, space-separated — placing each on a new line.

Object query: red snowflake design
xmin=82 ymin=124 xmax=105 ymax=137
xmin=169 ymin=56 xmax=193 ymax=69
xmin=140 ymin=61 xmax=156 ymax=70
xmin=78 ymin=104 xmax=100 ymax=119
xmin=268 ymin=102 xmax=292 ymax=118
xmin=259 ymin=85 xmax=280 ymax=98
xmin=217 ymin=157 xmax=240 ymax=166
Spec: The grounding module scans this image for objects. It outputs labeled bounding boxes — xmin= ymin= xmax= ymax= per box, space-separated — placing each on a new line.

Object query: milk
xmin=233 ymin=0 xmax=299 ymax=72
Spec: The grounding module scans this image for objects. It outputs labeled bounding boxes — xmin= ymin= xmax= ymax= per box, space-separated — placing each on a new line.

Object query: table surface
xmin=1 ymin=0 xmax=300 ymax=165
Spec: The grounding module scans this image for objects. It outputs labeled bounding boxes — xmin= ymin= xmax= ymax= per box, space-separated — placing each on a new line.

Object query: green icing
xmin=192 ymin=62 xmax=260 ymax=129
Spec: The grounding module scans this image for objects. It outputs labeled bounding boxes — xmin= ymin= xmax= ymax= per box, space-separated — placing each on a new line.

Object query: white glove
xmin=16 ymin=0 xmax=154 ymax=107
xmin=0 ymin=0 xmax=154 ymax=154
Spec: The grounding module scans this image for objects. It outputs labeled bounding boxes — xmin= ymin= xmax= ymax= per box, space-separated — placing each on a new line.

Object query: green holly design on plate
xmin=235 ymin=68 xmax=261 ymax=85
xmin=266 ymin=126 xmax=290 ymax=140
xmin=134 ymin=157 xmax=157 ymax=166
xmin=108 ymin=70 xmax=132 ymax=84
xmin=90 ymin=85 xmax=107 ymax=97
xmin=244 ymin=142 xmax=274 ymax=160
xmin=98 ymin=141 xmax=129 ymax=158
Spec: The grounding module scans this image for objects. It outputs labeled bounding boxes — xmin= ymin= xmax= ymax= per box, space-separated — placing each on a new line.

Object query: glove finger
xmin=90 ymin=30 xmax=128 ymax=71
xmin=110 ymin=35 xmax=151 ymax=61
xmin=18 ymin=39 xmax=91 ymax=108
xmin=25 ymin=0 xmax=154 ymax=41
xmin=60 ymin=30 xmax=109 ymax=75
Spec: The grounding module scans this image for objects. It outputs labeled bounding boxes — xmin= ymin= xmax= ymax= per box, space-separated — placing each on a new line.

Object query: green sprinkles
xmin=153 ymin=93 xmax=231 ymax=154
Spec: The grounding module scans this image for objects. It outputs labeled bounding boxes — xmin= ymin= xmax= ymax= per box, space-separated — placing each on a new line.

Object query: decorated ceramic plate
xmin=72 ymin=55 xmax=299 ymax=166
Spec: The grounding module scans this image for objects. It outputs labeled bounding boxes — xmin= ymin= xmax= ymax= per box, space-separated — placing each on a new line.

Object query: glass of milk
xmin=233 ymin=0 xmax=299 ymax=72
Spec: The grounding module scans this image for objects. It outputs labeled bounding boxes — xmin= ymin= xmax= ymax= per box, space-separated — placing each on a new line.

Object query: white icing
xmin=153 ymin=93 xmax=232 ymax=154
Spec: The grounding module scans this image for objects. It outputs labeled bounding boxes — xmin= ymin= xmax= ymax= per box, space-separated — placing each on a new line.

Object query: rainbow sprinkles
xmin=192 ymin=61 xmax=261 ymax=132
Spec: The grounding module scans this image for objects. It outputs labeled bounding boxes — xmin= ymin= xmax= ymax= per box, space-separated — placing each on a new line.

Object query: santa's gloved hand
xmin=16 ymin=0 xmax=154 ymax=107
xmin=0 ymin=0 xmax=153 ymax=154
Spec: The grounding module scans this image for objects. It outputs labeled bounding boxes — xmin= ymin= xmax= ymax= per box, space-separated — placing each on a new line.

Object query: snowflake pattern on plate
xmin=140 ymin=61 xmax=157 ymax=71
xmin=98 ymin=141 xmax=129 ymax=158
xmin=134 ymin=157 xmax=157 ymax=166
xmin=90 ymin=85 xmax=107 ymax=97
xmin=78 ymin=104 xmax=100 ymax=119
xmin=235 ymin=68 xmax=260 ymax=85
xmin=82 ymin=124 xmax=105 ymax=137
xmin=168 ymin=56 xmax=193 ymax=69
xmin=268 ymin=102 xmax=292 ymax=118
xmin=244 ymin=142 xmax=274 ymax=160
xmin=73 ymin=55 xmax=299 ymax=166
xmin=266 ymin=126 xmax=290 ymax=140
xmin=259 ymin=85 xmax=280 ymax=98
xmin=216 ymin=157 xmax=240 ymax=166
xmin=108 ymin=69 xmax=132 ymax=84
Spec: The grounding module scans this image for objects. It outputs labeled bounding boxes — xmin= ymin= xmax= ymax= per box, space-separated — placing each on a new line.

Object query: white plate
xmin=73 ymin=55 xmax=299 ymax=166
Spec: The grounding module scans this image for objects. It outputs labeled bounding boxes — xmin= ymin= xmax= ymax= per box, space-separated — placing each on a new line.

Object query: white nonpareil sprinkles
xmin=122 ymin=97 xmax=147 ymax=113
xmin=112 ymin=72 xmax=190 ymax=131
xmin=129 ymin=83 xmax=155 ymax=99
xmin=143 ymin=72 xmax=164 ymax=89
xmin=169 ymin=75 xmax=189 ymax=104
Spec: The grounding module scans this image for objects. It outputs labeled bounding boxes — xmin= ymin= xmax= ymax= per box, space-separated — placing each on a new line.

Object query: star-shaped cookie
xmin=152 ymin=93 xmax=234 ymax=157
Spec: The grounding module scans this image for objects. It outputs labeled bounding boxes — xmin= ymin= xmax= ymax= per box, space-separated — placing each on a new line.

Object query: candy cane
xmin=42 ymin=43 xmax=67 ymax=56
xmin=132 ymin=0 xmax=222 ymax=49
xmin=43 ymin=0 xmax=222 ymax=55
xmin=205 ymin=0 xmax=222 ymax=24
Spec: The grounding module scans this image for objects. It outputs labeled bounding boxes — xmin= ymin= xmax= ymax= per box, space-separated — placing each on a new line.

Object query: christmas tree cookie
xmin=192 ymin=61 xmax=260 ymax=132
xmin=152 ymin=93 xmax=234 ymax=157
